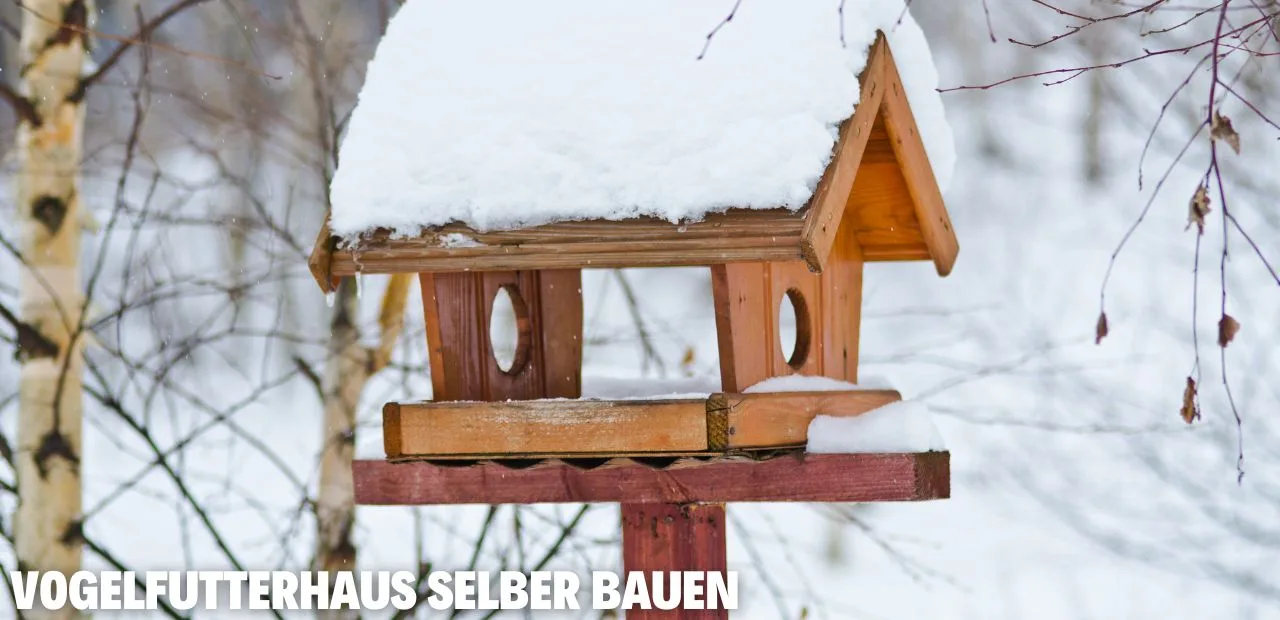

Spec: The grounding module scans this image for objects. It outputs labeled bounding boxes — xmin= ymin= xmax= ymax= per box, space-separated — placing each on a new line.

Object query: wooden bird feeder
xmin=310 ymin=34 xmax=955 ymax=618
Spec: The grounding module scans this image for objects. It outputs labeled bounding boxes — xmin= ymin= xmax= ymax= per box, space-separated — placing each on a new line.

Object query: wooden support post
xmin=622 ymin=503 xmax=728 ymax=620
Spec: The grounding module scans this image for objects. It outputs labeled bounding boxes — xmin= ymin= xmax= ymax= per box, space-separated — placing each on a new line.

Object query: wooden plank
xmin=333 ymin=238 xmax=803 ymax=276
xmin=326 ymin=209 xmax=806 ymax=278
xmin=353 ymin=452 xmax=951 ymax=505
xmin=622 ymin=503 xmax=728 ymax=620
xmin=307 ymin=211 xmax=339 ymax=293
xmin=357 ymin=208 xmax=802 ymax=244
xmin=820 ymin=207 xmax=865 ymax=382
xmin=878 ymin=41 xmax=959 ymax=276
xmin=705 ymin=390 xmax=901 ymax=451
xmin=385 ymin=390 xmax=900 ymax=457
xmin=533 ymin=270 xmax=583 ymax=398
xmin=383 ymin=398 xmax=708 ymax=458
xmin=799 ymin=34 xmax=888 ymax=272
xmin=421 ymin=272 xmax=489 ymax=401
xmin=711 ymin=263 xmax=772 ymax=392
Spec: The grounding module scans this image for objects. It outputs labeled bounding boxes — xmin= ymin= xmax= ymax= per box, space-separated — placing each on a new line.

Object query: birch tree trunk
xmin=316 ymin=278 xmax=367 ymax=587
xmin=315 ymin=273 xmax=410 ymax=619
xmin=15 ymin=1 xmax=91 ymax=617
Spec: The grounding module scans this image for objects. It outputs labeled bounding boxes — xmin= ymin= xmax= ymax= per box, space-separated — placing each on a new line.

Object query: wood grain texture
xmin=308 ymin=213 xmax=339 ymax=293
xmin=419 ymin=270 xmax=583 ymax=403
xmin=353 ymin=452 xmax=951 ymax=505
xmin=384 ymin=398 xmax=708 ymax=458
xmin=711 ymin=263 xmax=773 ymax=392
xmin=799 ymin=34 xmax=887 ymax=272
xmin=820 ymin=208 xmax=865 ymax=383
xmin=711 ymin=254 xmax=863 ymax=391
xmin=705 ymin=390 xmax=901 ymax=451
xmin=328 ymin=209 xmax=805 ymax=276
xmin=622 ymin=503 xmax=728 ymax=620
xmin=711 ymin=261 xmax=827 ymax=391
xmin=846 ymin=118 xmax=930 ymax=263
xmin=384 ymin=389 xmax=898 ymax=457
xmin=877 ymin=40 xmax=959 ymax=276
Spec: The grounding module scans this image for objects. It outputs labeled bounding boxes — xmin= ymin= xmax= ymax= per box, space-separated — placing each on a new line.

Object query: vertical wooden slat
xmin=622 ymin=503 xmax=728 ymax=620
xmin=533 ymin=269 xmax=583 ymax=398
xmin=421 ymin=272 xmax=489 ymax=401
xmin=711 ymin=263 xmax=772 ymax=392
xmin=819 ymin=218 xmax=864 ymax=383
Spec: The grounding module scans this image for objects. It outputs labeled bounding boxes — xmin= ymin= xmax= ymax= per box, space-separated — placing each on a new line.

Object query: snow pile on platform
xmin=744 ymin=374 xmax=892 ymax=393
xmin=806 ymin=401 xmax=945 ymax=453
xmin=330 ymin=0 xmax=954 ymax=237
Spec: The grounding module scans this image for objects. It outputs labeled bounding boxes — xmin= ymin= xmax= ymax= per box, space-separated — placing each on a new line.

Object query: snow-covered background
xmin=0 ymin=0 xmax=1276 ymax=618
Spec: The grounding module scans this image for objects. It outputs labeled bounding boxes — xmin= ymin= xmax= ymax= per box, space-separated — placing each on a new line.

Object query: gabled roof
xmin=310 ymin=35 xmax=957 ymax=293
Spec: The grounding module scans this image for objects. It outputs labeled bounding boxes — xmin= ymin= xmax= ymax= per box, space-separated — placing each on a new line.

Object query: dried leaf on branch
xmin=1186 ymin=183 xmax=1211 ymax=235
xmin=1218 ymin=314 xmax=1240 ymax=348
xmin=1210 ymin=111 xmax=1240 ymax=155
xmin=1180 ymin=376 xmax=1200 ymax=424
xmin=1094 ymin=312 xmax=1109 ymax=345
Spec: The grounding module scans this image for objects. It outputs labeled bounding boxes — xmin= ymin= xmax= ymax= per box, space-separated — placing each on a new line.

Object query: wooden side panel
xmin=386 ymin=398 xmax=708 ymax=457
xmin=706 ymin=390 xmax=900 ymax=450
xmin=354 ymin=452 xmax=952 ymax=505
xmin=419 ymin=269 xmax=583 ymax=402
xmin=713 ymin=253 xmax=862 ymax=390
xmin=622 ymin=503 xmax=728 ymax=620
xmin=766 ymin=262 xmax=824 ymax=378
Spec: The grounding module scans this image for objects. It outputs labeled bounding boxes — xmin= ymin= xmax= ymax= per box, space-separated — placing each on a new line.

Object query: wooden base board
xmin=355 ymin=451 xmax=949 ymax=505
xmin=383 ymin=389 xmax=902 ymax=459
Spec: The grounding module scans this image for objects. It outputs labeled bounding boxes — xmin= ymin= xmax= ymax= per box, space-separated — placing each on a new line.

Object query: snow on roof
xmin=329 ymin=0 xmax=954 ymax=238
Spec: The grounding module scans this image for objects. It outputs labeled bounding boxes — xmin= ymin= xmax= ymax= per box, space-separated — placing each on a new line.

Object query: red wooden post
xmin=622 ymin=503 xmax=728 ymax=620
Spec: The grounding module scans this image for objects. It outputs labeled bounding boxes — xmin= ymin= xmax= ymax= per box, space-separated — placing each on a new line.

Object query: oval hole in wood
xmin=489 ymin=285 xmax=531 ymax=375
xmin=779 ymin=287 xmax=811 ymax=370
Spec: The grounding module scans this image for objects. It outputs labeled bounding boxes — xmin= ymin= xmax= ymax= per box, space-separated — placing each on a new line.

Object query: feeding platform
xmin=383 ymin=389 xmax=903 ymax=459
xmin=355 ymin=452 xmax=949 ymax=506
xmin=312 ymin=3 xmax=959 ymax=615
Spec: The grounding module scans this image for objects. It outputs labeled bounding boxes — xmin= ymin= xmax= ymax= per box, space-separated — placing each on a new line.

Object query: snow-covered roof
xmin=329 ymin=0 xmax=954 ymax=238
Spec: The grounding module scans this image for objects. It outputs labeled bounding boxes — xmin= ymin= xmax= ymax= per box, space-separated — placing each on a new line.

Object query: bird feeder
xmin=309 ymin=17 xmax=956 ymax=618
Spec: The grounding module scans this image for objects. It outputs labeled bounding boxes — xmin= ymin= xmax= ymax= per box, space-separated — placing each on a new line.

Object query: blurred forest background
xmin=0 ymin=0 xmax=1277 ymax=618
